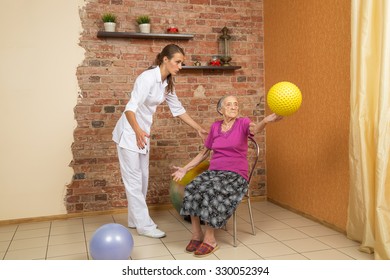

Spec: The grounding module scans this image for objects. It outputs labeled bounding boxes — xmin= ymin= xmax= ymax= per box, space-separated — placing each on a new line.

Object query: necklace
xmin=222 ymin=119 xmax=235 ymax=131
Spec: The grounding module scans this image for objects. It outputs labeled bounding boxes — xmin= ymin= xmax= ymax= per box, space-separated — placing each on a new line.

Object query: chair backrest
xmin=247 ymin=136 xmax=260 ymax=184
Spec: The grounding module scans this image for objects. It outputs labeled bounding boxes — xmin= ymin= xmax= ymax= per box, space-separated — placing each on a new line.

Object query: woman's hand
xmin=135 ymin=128 xmax=150 ymax=149
xmin=171 ymin=166 xmax=187 ymax=182
xmin=264 ymin=113 xmax=283 ymax=123
xmin=177 ymin=113 xmax=208 ymax=141
xmin=198 ymin=128 xmax=208 ymax=140
xmin=250 ymin=113 xmax=283 ymax=135
xmin=125 ymin=111 xmax=150 ymax=149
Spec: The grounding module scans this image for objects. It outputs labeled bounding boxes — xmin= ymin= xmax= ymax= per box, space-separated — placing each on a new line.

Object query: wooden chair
xmin=231 ymin=135 xmax=259 ymax=246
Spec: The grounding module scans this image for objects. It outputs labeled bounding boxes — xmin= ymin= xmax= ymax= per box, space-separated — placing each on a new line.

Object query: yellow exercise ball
xmin=267 ymin=81 xmax=302 ymax=116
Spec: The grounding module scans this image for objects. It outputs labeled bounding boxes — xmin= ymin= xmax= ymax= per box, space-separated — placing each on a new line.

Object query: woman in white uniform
xmin=113 ymin=44 xmax=207 ymax=238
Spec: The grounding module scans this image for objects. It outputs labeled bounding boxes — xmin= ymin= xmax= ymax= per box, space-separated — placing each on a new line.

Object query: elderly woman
xmin=171 ymin=95 xmax=282 ymax=257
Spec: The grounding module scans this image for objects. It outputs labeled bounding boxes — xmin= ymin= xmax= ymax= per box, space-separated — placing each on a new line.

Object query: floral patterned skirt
xmin=180 ymin=170 xmax=248 ymax=229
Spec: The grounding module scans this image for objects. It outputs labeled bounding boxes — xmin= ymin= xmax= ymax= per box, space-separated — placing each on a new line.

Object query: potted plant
xmin=136 ymin=15 xmax=151 ymax=33
xmin=102 ymin=13 xmax=116 ymax=32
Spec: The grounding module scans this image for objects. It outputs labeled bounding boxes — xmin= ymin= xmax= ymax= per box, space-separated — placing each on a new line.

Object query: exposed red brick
xmin=68 ymin=0 xmax=266 ymax=214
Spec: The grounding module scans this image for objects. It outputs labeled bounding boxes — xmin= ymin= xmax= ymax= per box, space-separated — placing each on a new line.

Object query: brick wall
xmin=67 ymin=0 xmax=265 ymax=213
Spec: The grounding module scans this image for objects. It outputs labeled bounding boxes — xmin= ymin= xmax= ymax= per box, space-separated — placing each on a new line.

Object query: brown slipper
xmin=185 ymin=240 xmax=202 ymax=253
xmin=194 ymin=242 xmax=219 ymax=257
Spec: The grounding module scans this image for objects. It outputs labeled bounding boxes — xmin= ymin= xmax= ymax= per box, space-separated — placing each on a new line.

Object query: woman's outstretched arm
xmin=171 ymin=147 xmax=211 ymax=182
xmin=249 ymin=113 xmax=283 ymax=135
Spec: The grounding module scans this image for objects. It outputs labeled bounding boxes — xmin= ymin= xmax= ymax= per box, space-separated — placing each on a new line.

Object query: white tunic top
xmin=112 ymin=66 xmax=186 ymax=154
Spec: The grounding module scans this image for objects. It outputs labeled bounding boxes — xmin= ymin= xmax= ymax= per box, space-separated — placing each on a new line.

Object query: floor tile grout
xmin=0 ymin=201 xmax=373 ymax=260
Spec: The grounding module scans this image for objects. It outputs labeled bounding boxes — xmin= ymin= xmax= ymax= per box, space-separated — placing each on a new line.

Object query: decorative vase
xmin=139 ymin=23 xmax=151 ymax=33
xmin=104 ymin=22 xmax=116 ymax=32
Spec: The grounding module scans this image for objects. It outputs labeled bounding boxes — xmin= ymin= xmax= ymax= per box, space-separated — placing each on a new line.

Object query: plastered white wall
xmin=0 ymin=0 xmax=85 ymax=220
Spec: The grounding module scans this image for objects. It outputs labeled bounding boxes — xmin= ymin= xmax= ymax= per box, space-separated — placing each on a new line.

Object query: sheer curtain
xmin=348 ymin=0 xmax=390 ymax=260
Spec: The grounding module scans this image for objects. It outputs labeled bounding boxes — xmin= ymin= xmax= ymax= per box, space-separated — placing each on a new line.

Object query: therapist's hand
xmin=134 ymin=128 xmax=149 ymax=149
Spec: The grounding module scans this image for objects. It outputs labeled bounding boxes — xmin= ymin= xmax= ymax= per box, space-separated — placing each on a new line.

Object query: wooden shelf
xmin=97 ymin=31 xmax=194 ymax=40
xmin=96 ymin=32 xmax=241 ymax=72
xmin=181 ymin=66 xmax=241 ymax=70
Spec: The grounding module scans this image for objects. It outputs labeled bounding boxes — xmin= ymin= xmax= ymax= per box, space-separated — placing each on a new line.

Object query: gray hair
xmin=216 ymin=96 xmax=228 ymax=115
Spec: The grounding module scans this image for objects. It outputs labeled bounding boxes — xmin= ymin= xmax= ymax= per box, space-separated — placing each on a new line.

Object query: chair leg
xmin=233 ymin=211 xmax=237 ymax=247
xmin=247 ymin=198 xmax=256 ymax=235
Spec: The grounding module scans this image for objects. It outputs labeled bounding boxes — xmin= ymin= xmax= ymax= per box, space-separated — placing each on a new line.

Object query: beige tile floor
xmin=0 ymin=201 xmax=374 ymax=260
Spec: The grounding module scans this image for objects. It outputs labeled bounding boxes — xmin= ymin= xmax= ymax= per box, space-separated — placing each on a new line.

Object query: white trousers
xmin=116 ymin=145 xmax=157 ymax=234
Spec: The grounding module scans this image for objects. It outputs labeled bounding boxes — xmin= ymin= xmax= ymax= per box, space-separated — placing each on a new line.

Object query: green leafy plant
xmin=136 ymin=15 xmax=150 ymax=24
xmin=102 ymin=13 xmax=116 ymax=23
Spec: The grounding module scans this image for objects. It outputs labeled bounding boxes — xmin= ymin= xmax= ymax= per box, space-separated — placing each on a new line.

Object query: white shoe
xmin=140 ymin=228 xmax=166 ymax=238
